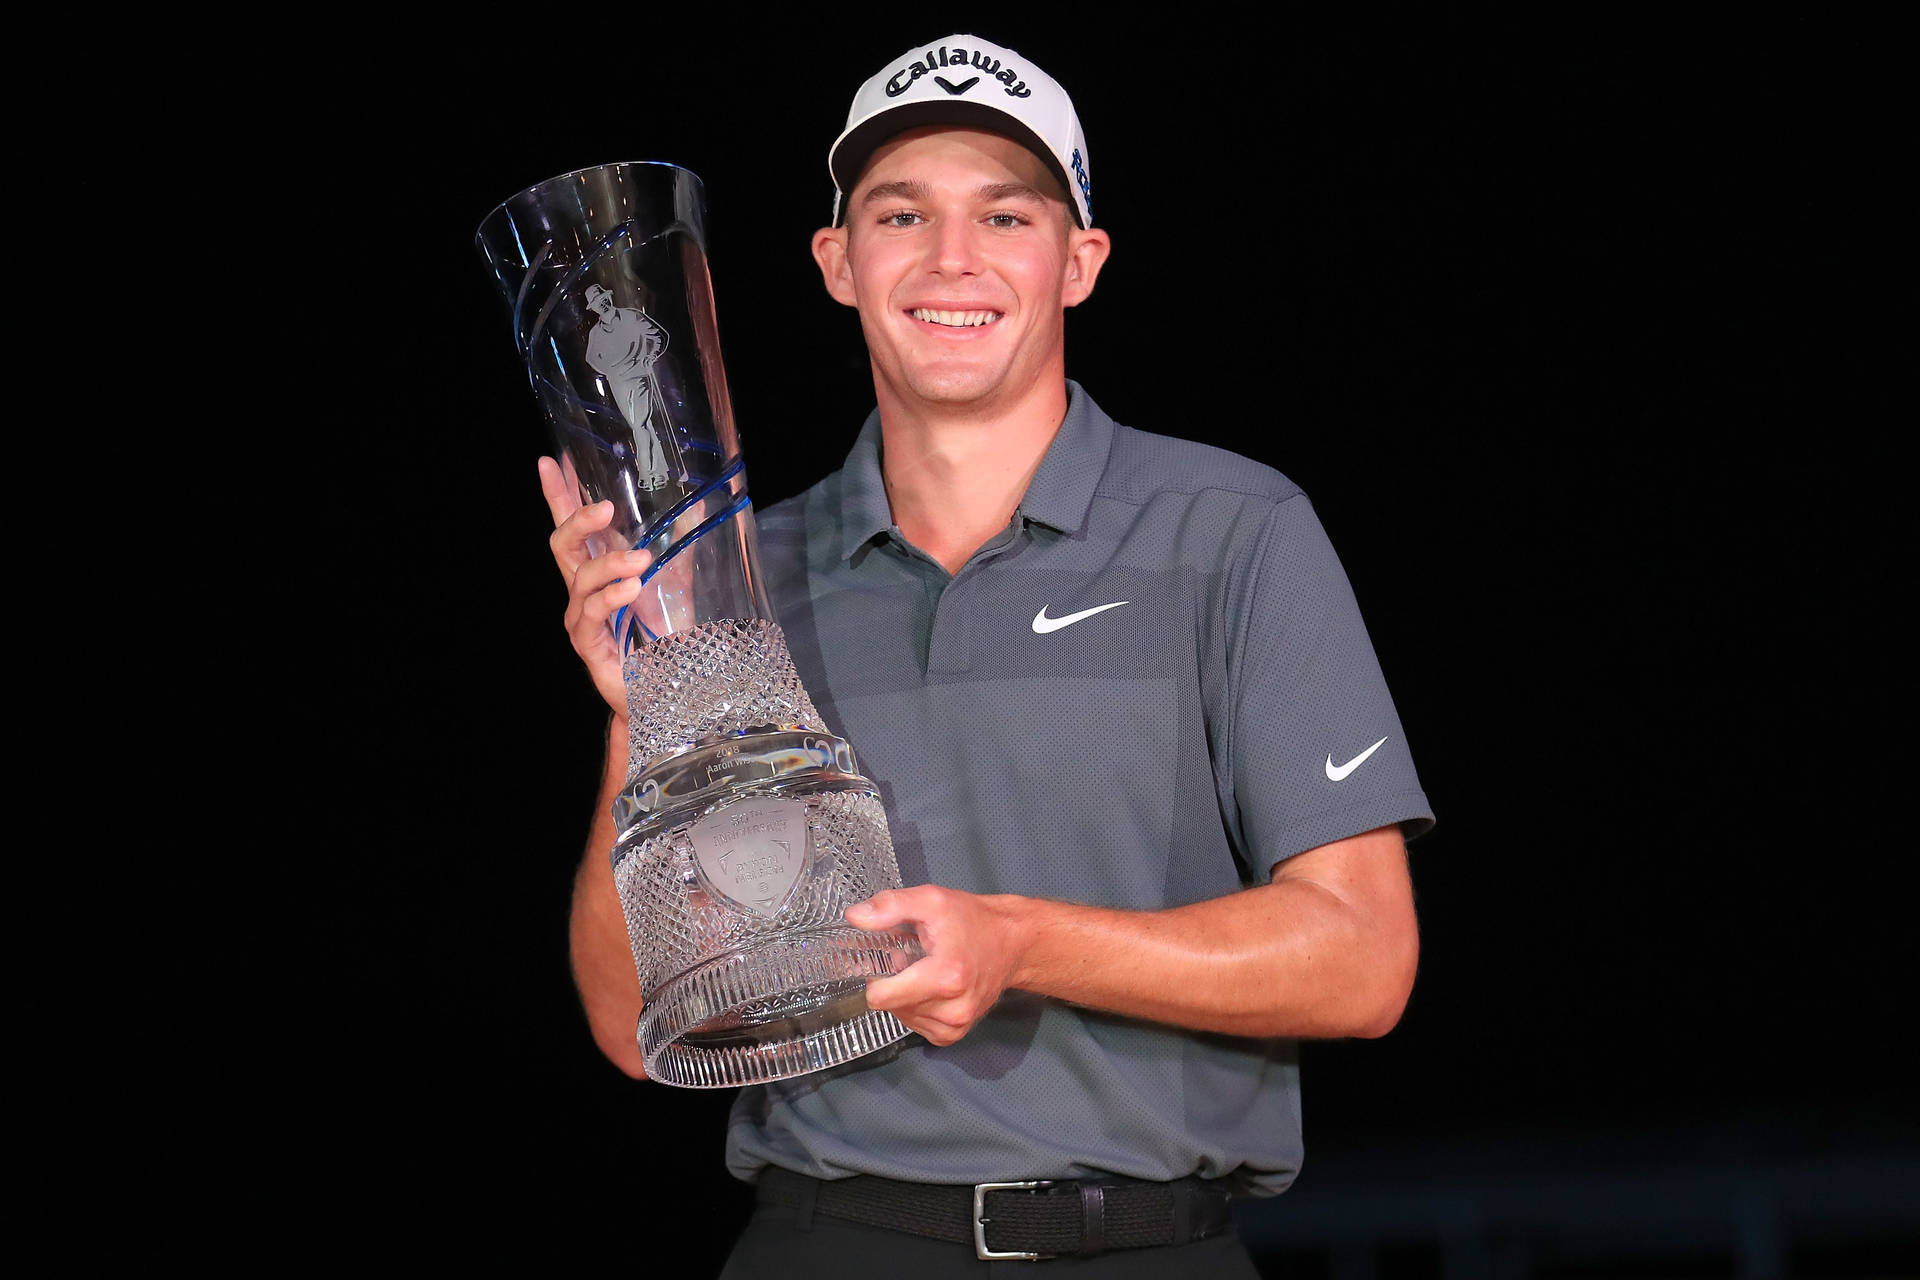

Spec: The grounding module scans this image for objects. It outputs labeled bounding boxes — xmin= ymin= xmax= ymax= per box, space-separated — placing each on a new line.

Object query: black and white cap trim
xmin=829 ymin=34 xmax=1093 ymax=228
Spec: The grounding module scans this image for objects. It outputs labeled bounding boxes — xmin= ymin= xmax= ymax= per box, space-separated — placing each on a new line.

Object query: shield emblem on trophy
xmin=688 ymin=797 xmax=810 ymax=918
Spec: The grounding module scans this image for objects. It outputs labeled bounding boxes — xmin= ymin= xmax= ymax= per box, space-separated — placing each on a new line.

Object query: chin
xmin=912 ymin=381 xmax=996 ymax=406
xmin=899 ymin=363 xmax=1010 ymax=406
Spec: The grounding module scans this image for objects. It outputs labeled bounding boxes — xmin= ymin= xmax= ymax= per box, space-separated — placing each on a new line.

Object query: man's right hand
xmin=539 ymin=455 xmax=644 ymax=716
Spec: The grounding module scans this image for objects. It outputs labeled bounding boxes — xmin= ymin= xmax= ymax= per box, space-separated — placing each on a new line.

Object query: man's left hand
xmin=846 ymin=886 xmax=1027 ymax=1046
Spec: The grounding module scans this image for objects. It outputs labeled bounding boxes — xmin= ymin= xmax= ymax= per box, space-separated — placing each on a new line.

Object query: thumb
xmin=846 ymin=891 xmax=912 ymax=932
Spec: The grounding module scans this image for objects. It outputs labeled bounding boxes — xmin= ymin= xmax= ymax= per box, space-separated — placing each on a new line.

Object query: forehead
xmin=852 ymin=126 xmax=1070 ymax=206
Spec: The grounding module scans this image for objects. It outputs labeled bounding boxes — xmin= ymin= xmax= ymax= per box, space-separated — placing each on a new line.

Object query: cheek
xmin=1013 ymin=252 xmax=1071 ymax=302
xmin=847 ymin=241 xmax=911 ymax=298
xmin=855 ymin=269 xmax=904 ymax=312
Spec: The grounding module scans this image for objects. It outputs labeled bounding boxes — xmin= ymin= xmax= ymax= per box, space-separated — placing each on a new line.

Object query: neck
xmin=875 ymin=373 xmax=1069 ymax=576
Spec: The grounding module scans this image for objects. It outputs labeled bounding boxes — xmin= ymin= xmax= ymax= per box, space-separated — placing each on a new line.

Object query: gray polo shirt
xmin=725 ymin=381 xmax=1432 ymax=1196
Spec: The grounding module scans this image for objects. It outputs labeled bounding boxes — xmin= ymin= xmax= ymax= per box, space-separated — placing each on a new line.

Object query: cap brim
xmin=829 ymin=100 xmax=1086 ymax=228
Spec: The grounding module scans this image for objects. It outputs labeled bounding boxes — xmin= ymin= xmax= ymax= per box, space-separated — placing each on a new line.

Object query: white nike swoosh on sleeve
xmin=1325 ymin=736 xmax=1390 ymax=781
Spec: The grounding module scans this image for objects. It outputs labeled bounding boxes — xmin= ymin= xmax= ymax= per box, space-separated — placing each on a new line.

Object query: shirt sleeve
xmin=1220 ymin=493 xmax=1434 ymax=881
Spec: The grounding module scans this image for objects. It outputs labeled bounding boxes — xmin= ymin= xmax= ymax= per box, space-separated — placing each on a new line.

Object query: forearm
xmin=1002 ymin=836 xmax=1416 ymax=1038
xmin=856 ymin=826 xmax=1418 ymax=1044
xmin=568 ymin=713 xmax=649 ymax=1077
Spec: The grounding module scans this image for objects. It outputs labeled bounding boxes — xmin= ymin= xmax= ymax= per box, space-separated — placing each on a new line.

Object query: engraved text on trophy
xmin=688 ymin=797 xmax=810 ymax=918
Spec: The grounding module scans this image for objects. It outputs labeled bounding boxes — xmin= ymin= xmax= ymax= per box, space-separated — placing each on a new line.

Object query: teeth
xmin=911 ymin=308 xmax=999 ymax=327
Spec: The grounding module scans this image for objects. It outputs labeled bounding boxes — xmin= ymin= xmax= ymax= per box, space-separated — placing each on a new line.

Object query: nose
xmin=929 ymin=214 xmax=980 ymax=278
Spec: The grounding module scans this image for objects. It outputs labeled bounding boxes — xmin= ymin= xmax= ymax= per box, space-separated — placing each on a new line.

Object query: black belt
xmin=755 ymin=1166 xmax=1234 ymax=1261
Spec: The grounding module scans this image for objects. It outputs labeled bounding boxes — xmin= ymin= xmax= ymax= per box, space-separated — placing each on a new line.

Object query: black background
xmin=288 ymin=14 xmax=1908 ymax=1267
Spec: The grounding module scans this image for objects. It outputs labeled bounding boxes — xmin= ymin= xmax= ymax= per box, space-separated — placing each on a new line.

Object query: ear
xmin=1060 ymin=226 xmax=1113 ymax=308
xmin=811 ymin=226 xmax=858 ymax=308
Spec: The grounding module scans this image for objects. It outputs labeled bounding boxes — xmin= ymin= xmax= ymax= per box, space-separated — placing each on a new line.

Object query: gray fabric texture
xmin=722 ymin=382 xmax=1432 ymax=1196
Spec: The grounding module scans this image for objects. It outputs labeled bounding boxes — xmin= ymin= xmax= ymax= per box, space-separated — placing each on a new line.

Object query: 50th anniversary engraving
xmin=689 ymin=797 xmax=810 ymax=918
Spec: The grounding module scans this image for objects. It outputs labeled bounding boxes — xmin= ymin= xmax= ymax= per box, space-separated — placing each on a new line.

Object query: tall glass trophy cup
xmin=477 ymin=162 xmax=921 ymax=1086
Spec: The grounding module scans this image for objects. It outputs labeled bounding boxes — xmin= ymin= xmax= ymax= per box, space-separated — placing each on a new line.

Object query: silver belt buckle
xmin=973 ymin=1180 xmax=1056 ymax=1261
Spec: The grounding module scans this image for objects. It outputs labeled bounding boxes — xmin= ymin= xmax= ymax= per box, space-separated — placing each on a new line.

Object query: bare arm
xmin=569 ymin=715 xmax=647 ymax=1077
xmin=539 ymin=458 xmax=650 ymax=1078
xmin=849 ymin=825 xmax=1418 ymax=1044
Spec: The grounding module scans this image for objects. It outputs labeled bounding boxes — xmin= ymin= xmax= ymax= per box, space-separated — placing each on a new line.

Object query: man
xmin=539 ymin=34 xmax=1432 ymax=1276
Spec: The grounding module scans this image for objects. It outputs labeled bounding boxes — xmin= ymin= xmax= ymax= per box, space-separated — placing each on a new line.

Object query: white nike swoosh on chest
xmin=1031 ymin=601 xmax=1130 ymax=633
xmin=1325 ymin=736 xmax=1390 ymax=781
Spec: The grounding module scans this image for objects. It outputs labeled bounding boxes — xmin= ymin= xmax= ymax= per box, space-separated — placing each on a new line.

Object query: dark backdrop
xmin=288 ymin=15 xmax=1908 ymax=1270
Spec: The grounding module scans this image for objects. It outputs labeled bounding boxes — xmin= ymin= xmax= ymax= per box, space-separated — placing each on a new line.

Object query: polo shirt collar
xmin=1017 ymin=380 xmax=1112 ymax=536
xmin=832 ymin=408 xmax=895 ymax=563
xmin=830 ymin=380 xmax=1115 ymax=562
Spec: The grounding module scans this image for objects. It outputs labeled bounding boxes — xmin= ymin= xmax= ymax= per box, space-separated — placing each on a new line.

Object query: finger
xmin=846 ymin=888 xmax=928 ymax=933
xmin=536 ymin=456 xmax=579 ymax=527
xmin=572 ymin=575 xmax=643 ymax=640
xmin=863 ymin=952 xmax=965 ymax=1010
xmin=571 ymin=547 xmax=654 ymax=604
xmin=867 ymin=988 xmax=970 ymax=1046
xmin=548 ymin=499 xmax=617 ymax=577
xmin=845 ymin=899 xmax=891 ymax=931
xmin=909 ymin=1019 xmax=967 ymax=1047
xmin=862 ymin=953 xmax=942 ymax=1011
xmin=862 ymin=969 xmax=914 ymax=1010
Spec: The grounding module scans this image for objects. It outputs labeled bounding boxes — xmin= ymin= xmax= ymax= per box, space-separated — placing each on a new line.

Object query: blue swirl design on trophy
xmin=619 ymin=459 xmax=752 ymax=649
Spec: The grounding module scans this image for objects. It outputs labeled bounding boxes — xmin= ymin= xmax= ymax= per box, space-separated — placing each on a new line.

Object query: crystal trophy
xmin=477 ymin=162 xmax=921 ymax=1087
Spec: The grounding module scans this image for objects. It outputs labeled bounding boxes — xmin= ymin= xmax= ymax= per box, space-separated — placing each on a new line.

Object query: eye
xmin=986 ymin=213 xmax=1026 ymax=228
xmin=881 ymin=211 xmax=925 ymax=227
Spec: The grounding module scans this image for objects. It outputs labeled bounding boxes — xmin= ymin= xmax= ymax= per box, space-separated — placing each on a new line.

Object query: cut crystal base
xmin=639 ymin=925 xmax=919 ymax=1087
xmin=614 ymin=619 xmax=922 ymax=1086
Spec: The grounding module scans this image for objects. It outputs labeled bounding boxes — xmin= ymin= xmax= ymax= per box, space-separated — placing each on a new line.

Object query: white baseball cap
xmin=828 ymin=34 xmax=1093 ymax=228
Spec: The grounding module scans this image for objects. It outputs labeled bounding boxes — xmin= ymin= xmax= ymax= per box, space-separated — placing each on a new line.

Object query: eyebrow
xmin=860 ymin=180 xmax=932 ymax=206
xmin=974 ymin=182 xmax=1051 ymax=205
xmin=859 ymin=180 xmax=1054 ymax=207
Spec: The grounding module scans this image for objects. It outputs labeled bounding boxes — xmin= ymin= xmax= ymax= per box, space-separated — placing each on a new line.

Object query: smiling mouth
xmin=910 ymin=308 xmax=1001 ymax=328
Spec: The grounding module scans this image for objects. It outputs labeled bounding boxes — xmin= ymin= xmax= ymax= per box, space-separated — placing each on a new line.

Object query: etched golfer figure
xmin=583 ymin=282 xmax=682 ymax=491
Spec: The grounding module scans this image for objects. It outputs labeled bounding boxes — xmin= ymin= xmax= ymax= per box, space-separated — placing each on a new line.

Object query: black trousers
xmin=718 ymin=1197 xmax=1264 ymax=1278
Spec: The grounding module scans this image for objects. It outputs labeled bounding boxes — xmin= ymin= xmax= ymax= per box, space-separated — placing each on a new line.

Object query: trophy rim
xmin=476 ymin=159 xmax=708 ymax=236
